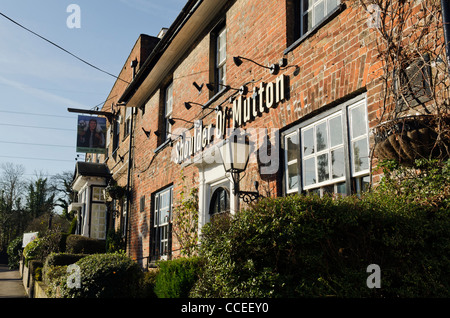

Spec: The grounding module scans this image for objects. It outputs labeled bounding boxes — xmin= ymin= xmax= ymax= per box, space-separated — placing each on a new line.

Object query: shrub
xmin=191 ymin=192 xmax=450 ymax=298
xmin=140 ymin=268 xmax=159 ymax=298
xmin=154 ymin=257 xmax=203 ymax=298
xmin=23 ymin=237 xmax=43 ymax=266
xmin=65 ymin=235 xmax=106 ymax=254
xmin=58 ymin=253 xmax=143 ymax=298
xmin=29 ymin=260 xmax=43 ymax=282
xmin=7 ymin=236 xmax=23 ymax=269
xmin=44 ymin=252 xmax=88 ymax=268
xmin=105 ymin=229 xmax=125 ymax=253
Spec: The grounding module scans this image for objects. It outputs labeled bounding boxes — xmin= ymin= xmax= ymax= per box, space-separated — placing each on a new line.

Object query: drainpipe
xmin=441 ymin=0 xmax=450 ymax=72
xmin=124 ymin=58 xmax=138 ymax=255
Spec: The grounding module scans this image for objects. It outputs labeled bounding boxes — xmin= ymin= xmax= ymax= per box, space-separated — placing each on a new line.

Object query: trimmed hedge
xmin=191 ymin=193 xmax=450 ymax=298
xmin=44 ymin=252 xmax=88 ymax=267
xmin=57 ymin=253 xmax=143 ymax=298
xmin=65 ymin=235 xmax=106 ymax=254
xmin=154 ymin=257 xmax=203 ymax=298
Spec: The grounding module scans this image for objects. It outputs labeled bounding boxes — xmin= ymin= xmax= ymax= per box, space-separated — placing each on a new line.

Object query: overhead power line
xmin=0 ymin=123 xmax=75 ymax=131
xmin=0 ymin=155 xmax=74 ymax=162
xmin=0 ymin=110 xmax=75 ymax=119
xmin=0 ymin=11 xmax=130 ymax=84
xmin=0 ymin=140 xmax=72 ymax=148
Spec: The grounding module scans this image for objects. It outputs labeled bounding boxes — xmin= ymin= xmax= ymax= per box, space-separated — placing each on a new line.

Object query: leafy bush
xmin=57 ymin=253 xmax=143 ymax=298
xmin=154 ymin=257 xmax=203 ymax=298
xmin=65 ymin=234 xmax=105 ymax=254
xmin=23 ymin=237 xmax=43 ymax=266
xmin=7 ymin=236 xmax=23 ymax=269
xmin=44 ymin=252 xmax=88 ymax=268
xmin=29 ymin=260 xmax=43 ymax=282
xmin=140 ymin=268 xmax=159 ymax=298
xmin=105 ymin=229 xmax=125 ymax=253
xmin=191 ymin=191 xmax=450 ymax=298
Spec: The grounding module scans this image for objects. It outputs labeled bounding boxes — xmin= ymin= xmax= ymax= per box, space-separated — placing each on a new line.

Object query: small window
xmin=164 ymin=82 xmax=173 ymax=141
xmin=124 ymin=107 xmax=132 ymax=138
xmin=216 ymin=27 xmax=227 ymax=89
xmin=152 ymin=187 xmax=173 ymax=260
xmin=300 ymin=0 xmax=340 ymax=37
xmin=209 ymin=186 xmax=230 ymax=216
xmin=285 ymin=132 xmax=300 ymax=193
xmin=92 ymin=187 xmax=105 ymax=201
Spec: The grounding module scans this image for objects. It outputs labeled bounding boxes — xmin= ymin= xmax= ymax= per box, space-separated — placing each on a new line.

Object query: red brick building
xmin=75 ymin=0 xmax=443 ymax=268
xmin=110 ymin=0 xmax=385 ymax=268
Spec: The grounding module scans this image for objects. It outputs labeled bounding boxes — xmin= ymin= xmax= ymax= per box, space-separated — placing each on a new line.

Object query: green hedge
xmin=65 ymin=235 xmax=106 ymax=254
xmin=56 ymin=253 xmax=143 ymax=298
xmin=191 ymin=192 xmax=450 ymax=298
xmin=154 ymin=257 xmax=203 ymax=298
xmin=7 ymin=237 xmax=23 ymax=269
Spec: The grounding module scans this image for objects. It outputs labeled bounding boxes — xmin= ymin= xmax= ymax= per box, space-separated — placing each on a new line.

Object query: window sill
xmin=284 ymin=3 xmax=346 ymax=55
xmin=202 ymin=86 xmax=230 ymax=109
xmin=154 ymin=138 xmax=171 ymax=154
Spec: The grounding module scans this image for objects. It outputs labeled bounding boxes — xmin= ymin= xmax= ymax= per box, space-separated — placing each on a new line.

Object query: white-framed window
xmin=283 ymin=96 xmax=370 ymax=196
xmin=92 ymin=186 xmax=105 ymax=201
xmin=124 ymin=106 xmax=132 ymax=137
xmin=300 ymin=0 xmax=340 ymax=37
xmin=216 ymin=26 xmax=227 ymax=89
xmin=164 ymin=82 xmax=173 ymax=141
xmin=285 ymin=132 xmax=300 ymax=193
xmin=152 ymin=186 xmax=173 ymax=260
xmin=91 ymin=203 xmax=107 ymax=240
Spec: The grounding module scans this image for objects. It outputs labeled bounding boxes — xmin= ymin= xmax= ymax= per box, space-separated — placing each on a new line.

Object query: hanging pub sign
xmin=76 ymin=115 xmax=107 ymax=154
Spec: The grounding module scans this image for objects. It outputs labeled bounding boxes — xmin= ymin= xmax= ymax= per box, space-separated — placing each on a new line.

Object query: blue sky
xmin=0 ymin=0 xmax=186 ymax=180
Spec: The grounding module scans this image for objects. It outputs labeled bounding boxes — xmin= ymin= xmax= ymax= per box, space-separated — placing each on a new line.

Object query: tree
xmin=26 ymin=177 xmax=55 ymax=220
xmin=0 ymin=163 xmax=26 ymax=250
xmin=50 ymin=171 xmax=75 ymax=221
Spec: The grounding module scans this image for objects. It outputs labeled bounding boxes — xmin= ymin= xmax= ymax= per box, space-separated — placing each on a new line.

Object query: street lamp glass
xmin=220 ymin=132 xmax=250 ymax=173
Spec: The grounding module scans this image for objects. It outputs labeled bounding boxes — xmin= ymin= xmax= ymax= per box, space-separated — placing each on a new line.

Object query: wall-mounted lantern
xmin=219 ymin=130 xmax=262 ymax=210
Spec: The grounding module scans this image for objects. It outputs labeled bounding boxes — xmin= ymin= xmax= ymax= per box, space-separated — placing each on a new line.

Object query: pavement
xmin=0 ymin=263 xmax=27 ymax=298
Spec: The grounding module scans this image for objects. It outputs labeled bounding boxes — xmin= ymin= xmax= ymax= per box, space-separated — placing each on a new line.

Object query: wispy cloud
xmin=0 ymin=75 xmax=87 ymax=109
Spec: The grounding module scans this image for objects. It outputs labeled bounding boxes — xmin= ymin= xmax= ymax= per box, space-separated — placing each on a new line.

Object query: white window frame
xmin=91 ymin=203 xmax=107 ymax=240
xmin=153 ymin=186 xmax=173 ymax=260
xmin=283 ymin=95 xmax=369 ymax=196
xmin=164 ymin=82 xmax=173 ymax=141
xmin=300 ymin=0 xmax=340 ymax=37
xmin=301 ymin=111 xmax=346 ymax=191
xmin=216 ymin=27 xmax=227 ymax=88
xmin=284 ymin=131 xmax=300 ymax=194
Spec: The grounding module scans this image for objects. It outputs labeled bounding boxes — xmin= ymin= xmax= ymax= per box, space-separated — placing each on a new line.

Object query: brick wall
xmin=127 ymin=0 xmax=387 ymax=263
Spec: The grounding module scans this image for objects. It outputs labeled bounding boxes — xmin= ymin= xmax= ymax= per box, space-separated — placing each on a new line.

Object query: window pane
xmin=316 ymin=122 xmax=328 ymax=152
xmin=350 ymin=104 xmax=366 ymax=138
xmin=302 ymin=128 xmax=314 ymax=156
xmin=217 ymin=28 xmax=226 ymax=65
xmin=314 ymin=1 xmax=325 ymax=24
xmin=331 ymin=147 xmax=345 ymax=178
xmin=303 ymin=157 xmax=316 ymax=186
xmin=353 ymin=138 xmax=369 ymax=172
xmin=288 ymin=163 xmax=299 ymax=190
xmin=317 ymin=153 xmax=329 ymax=182
xmin=336 ymin=182 xmax=346 ymax=195
xmin=329 ymin=115 xmax=343 ymax=147
xmin=286 ymin=133 xmax=299 ymax=162
xmin=326 ymin=0 xmax=339 ymax=14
